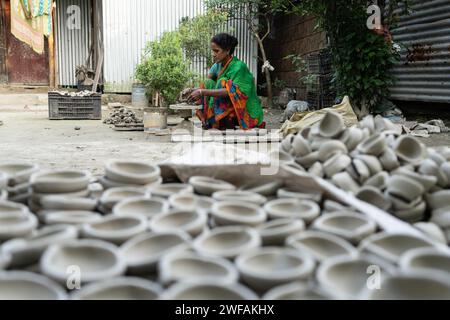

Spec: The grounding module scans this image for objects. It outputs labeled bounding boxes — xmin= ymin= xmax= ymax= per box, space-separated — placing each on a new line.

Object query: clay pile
xmin=49 ymin=90 xmax=97 ymax=97
xmin=103 ymin=108 xmax=143 ymax=126
xmin=0 ymin=156 xmax=449 ymax=300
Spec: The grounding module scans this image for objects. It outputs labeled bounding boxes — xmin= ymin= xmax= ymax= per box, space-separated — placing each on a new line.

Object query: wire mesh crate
xmin=307 ymin=92 xmax=337 ymax=110
xmin=48 ymin=92 xmax=102 ymax=120
xmin=306 ymin=73 xmax=334 ymax=94
xmin=306 ymin=50 xmax=332 ymax=75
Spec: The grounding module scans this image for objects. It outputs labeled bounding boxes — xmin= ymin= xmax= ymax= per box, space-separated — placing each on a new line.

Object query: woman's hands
xmin=187 ymin=89 xmax=204 ymax=103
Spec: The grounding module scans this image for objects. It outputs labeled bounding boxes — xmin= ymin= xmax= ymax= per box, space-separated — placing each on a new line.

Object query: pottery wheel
xmin=169 ymin=103 xmax=203 ymax=134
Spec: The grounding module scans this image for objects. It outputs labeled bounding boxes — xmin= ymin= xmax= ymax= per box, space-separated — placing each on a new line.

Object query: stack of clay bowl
xmin=0 ymin=163 xmax=40 ymax=204
xmin=0 ymin=201 xmax=38 ymax=250
xmin=1 ymin=158 xmax=450 ymax=300
xmin=28 ymin=170 xmax=94 ymax=221
xmin=99 ymin=160 xmax=162 ymax=190
xmin=279 ymin=111 xmax=450 ymax=245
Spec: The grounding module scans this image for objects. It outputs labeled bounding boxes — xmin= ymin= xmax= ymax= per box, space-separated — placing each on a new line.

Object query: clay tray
xmin=171 ymin=129 xmax=282 ymax=144
xmin=113 ymin=123 xmax=144 ymax=132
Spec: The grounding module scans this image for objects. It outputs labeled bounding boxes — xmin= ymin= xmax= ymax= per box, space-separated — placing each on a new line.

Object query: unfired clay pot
xmin=359 ymin=232 xmax=437 ymax=264
xmin=316 ymin=255 xmax=394 ymax=300
xmin=168 ymin=194 xmax=214 ymax=213
xmin=0 ymin=201 xmax=38 ymax=241
xmin=41 ymin=239 xmax=126 ymax=284
xmin=113 ymin=196 xmax=169 ymax=219
xmin=414 ymin=222 xmax=448 ymax=245
xmin=386 ymin=175 xmax=425 ymax=202
xmin=286 ymin=231 xmax=358 ymax=262
xmin=1 ymin=224 xmax=78 ymax=268
xmin=400 ymin=247 xmax=450 ymax=277
xmin=40 ymin=195 xmax=98 ymax=212
xmin=312 ymin=212 xmax=377 ymax=245
xmin=212 ymin=191 xmax=267 ymax=206
xmin=263 ymin=282 xmax=332 ymax=300
xmin=150 ymin=183 xmax=194 ymax=198
xmin=357 ymin=134 xmax=387 ymax=156
xmin=318 ymin=111 xmax=345 ymax=138
xmin=360 ymin=272 xmax=450 ymax=300
xmin=43 ymin=211 xmax=102 ymax=226
xmin=0 ymin=163 xmax=39 ymax=186
xmin=81 ymin=214 xmax=148 ymax=245
xmin=189 ymin=176 xmax=236 ymax=196
xmin=149 ymin=210 xmax=207 ymax=237
xmin=239 ymin=181 xmax=283 ymax=197
xmin=0 ymin=172 xmax=9 ymax=189
xmin=71 ymin=277 xmax=163 ymax=300
xmin=394 ymin=136 xmax=426 ymax=165
xmin=0 ymin=252 xmax=11 ymax=270
xmin=158 ymin=251 xmax=238 ymax=286
xmin=30 ymin=170 xmax=91 ymax=194
xmin=318 ymin=141 xmax=348 ymax=162
xmin=257 ymin=219 xmax=305 ymax=246
xmin=236 ymin=247 xmax=316 ymax=292
xmin=161 ymin=281 xmax=258 ymax=300
xmin=193 ymin=227 xmax=261 ymax=260
xmin=105 ymin=160 xmax=161 ymax=185
xmin=356 ymin=187 xmax=392 ymax=212
xmin=0 ymin=190 xmax=7 ymax=202
xmin=427 ymin=190 xmax=450 ymax=211
xmin=211 ymin=201 xmax=267 ymax=227
xmin=120 ymin=231 xmax=191 ymax=275
xmin=0 ymin=271 xmax=67 ymax=300
xmin=100 ymin=187 xmax=151 ymax=212
xmin=264 ymin=199 xmax=320 ymax=224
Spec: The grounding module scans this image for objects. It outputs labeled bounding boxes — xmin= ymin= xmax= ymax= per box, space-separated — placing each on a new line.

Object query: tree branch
xmin=261 ymin=15 xmax=271 ymax=42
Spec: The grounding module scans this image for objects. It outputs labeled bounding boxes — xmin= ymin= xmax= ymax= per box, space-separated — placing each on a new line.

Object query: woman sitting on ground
xmin=187 ymin=33 xmax=265 ymax=130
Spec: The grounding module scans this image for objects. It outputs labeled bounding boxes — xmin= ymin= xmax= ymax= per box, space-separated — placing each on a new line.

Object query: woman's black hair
xmin=211 ymin=33 xmax=239 ymax=55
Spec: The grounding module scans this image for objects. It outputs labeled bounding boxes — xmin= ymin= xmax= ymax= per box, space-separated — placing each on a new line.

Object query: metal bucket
xmin=132 ymin=83 xmax=150 ymax=108
xmin=144 ymin=107 xmax=168 ymax=133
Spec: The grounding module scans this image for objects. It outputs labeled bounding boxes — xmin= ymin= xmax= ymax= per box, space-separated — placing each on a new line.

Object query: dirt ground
xmin=0 ymin=106 xmax=284 ymax=175
xmin=1 ymin=104 xmax=449 ymax=175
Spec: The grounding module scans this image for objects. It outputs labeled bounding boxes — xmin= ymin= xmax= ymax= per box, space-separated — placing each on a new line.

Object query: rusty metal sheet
xmin=388 ymin=0 xmax=450 ymax=104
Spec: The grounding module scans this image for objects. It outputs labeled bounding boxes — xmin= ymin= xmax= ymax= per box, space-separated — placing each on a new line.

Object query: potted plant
xmin=135 ymin=31 xmax=194 ymax=131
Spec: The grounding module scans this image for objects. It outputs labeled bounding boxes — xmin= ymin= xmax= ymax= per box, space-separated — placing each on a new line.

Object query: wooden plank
xmin=0 ymin=0 xmax=7 ymax=82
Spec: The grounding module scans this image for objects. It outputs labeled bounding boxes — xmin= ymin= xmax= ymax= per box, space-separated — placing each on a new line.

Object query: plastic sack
xmin=280 ymin=96 xmax=358 ymax=137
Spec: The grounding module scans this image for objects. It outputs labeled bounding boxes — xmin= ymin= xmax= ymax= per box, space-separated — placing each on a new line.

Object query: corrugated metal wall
xmin=56 ymin=0 xmax=93 ymax=87
xmin=389 ymin=0 xmax=450 ymax=104
xmin=102 ymin=0 xmax=258 ymax=93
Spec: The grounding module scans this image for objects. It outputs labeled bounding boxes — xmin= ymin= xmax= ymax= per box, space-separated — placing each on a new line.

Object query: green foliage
xmin=284 ymin=54 xmax=318 ymax=87
xmin=135 ymin=32 xmax=194 ymax=106
xmin=278 ymin=0 xmax=407 ymax=114
xmin=273 ymin=78 xmax=287 ymax=91
xmin=178 ymin=10 xmax=230 ymax=67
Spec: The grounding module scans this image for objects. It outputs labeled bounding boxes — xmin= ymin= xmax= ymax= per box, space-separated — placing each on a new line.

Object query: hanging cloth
xmin=10 ymin=0 xmax=53 ymax=54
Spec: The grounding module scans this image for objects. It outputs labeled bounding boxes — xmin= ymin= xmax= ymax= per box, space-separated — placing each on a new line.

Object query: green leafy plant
xmin=178 ymin=10 xmax=230 ymax=68
xmin=277 ymin=0 xmax=408 ymax=116
xmin=135 ymin=31 xmax=195 ymax=106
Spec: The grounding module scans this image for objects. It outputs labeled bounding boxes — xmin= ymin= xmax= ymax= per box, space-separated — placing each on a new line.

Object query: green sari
xmin=196 ymin=56 xmax=265 ymax=130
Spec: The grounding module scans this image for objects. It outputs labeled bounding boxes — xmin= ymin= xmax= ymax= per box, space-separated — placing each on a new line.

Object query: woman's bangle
xmin=200 ymin=89 xmax=204 ymax=97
